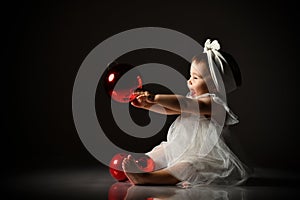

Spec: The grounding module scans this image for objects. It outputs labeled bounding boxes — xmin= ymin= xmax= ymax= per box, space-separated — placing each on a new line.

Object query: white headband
xmin=203 ymin=39 xmax=237 ymax=93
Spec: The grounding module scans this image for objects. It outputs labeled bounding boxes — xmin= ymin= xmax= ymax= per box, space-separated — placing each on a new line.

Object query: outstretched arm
xmin=152 ymin=94 xmax=211 ymax=115
xmin=131 ymin=91 xmax=212 ymax=115
xmin=131 ymin=95 xmax=180 ymax=115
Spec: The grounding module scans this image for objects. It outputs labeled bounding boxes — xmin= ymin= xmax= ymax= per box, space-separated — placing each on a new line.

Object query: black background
xmin=4 ymin=0 xmax=299 ymax=176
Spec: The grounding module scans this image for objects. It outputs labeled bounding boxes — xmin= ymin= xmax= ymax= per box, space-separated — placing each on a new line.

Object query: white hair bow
xmin=203 ymin=39 xmax=227 ymax=91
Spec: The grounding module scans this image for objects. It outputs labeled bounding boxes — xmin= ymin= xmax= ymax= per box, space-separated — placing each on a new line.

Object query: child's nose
xmin=187 ymin=79 xmax=192 ymax=85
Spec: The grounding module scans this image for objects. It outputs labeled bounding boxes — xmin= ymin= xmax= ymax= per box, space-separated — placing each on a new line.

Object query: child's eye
xmin=193 ymin=76 xmax=198 ymax=79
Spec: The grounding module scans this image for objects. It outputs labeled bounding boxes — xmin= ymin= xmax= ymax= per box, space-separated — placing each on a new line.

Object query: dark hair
xmin=218 ymin=50 xmax=242 ymax=87
xmin=192 ymin=51 xmax=242 ymax=88
xmin=192 ymin=53 xmax=208 ymax=63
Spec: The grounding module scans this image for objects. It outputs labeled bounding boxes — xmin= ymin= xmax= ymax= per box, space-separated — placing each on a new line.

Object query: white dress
xmin=146 ymin=93 xmax=249 ymax=186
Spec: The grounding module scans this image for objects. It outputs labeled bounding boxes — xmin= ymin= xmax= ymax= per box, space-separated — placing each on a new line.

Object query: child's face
xmin=187 ymin=61 xmax=209 ymax=97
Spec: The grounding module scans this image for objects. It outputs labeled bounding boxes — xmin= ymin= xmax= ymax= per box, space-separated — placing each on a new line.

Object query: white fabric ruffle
xmin=146 ymin=93 xmax=249 ymax=186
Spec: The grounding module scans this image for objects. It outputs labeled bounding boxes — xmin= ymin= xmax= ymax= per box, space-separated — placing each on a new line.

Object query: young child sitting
xmin=122 ymin=39 xmax=249 ymax=186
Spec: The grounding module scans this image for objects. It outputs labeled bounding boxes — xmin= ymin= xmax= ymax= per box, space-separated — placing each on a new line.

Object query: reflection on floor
xmin=111 ymin=183 xmax=246 ymax=200
xmin=7 ymin=167 xmax=300 ymax=200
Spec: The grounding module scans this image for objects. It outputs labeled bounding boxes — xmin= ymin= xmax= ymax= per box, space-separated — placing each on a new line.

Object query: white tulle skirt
xmin=146 ymin=93 xmax=249 ymax=186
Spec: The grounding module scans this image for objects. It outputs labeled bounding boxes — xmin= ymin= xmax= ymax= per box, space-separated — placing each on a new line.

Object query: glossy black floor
xmin=6 ymin=166 xmax=299 ymax=200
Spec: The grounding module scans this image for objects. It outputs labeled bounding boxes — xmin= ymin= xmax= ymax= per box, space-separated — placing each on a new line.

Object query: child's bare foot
xmin=122 ymin=155 xmax=147 ymax=185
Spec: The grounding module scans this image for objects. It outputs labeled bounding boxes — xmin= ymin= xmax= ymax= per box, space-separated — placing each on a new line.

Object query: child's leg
xmin=122 ymin=155 xmax=180 ymax=185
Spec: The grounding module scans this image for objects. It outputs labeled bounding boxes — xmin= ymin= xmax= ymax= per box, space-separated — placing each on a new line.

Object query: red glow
xmin=108 ymin=182 xmax=131 ymax=200
xmin=109 ymin=153 xmax=155 ymax=182
xmin=109 ymin=153 xmax=128 ymax=181
xmin=136 ymin=155 xmax=155 ymax=172
xmin=108 ymin=73 xmax=115 ymax=82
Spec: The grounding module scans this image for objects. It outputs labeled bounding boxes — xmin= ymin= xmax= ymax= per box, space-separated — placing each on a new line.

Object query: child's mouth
xmin=187 ymin=84 xmax=196 ymax=97
xmin=190 ymin=89 xmax=196 ymax=97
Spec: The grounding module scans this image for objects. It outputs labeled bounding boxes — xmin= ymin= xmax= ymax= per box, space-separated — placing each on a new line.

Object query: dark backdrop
xmin=4 ymin=1 xmax=299 ymax=175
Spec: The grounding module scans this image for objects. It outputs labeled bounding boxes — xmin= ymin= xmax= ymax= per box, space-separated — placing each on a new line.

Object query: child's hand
xmin=131 ymin=94 xmax=148 ymax=108
xmin=131 ymin=90 xmax=155 ymax=108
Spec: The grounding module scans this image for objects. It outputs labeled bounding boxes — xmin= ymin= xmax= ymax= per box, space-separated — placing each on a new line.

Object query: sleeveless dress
xmin=146 ymin=93 xmax=249 ymax=186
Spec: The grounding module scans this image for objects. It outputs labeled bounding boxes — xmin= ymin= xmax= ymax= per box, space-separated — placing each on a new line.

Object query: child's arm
xmin=131 ymin=95 xmax=181 ymax=115
xmin=132 ymin=91 xmax=212 ymax=115
xmin=149 ymin=94 xmax=212 ymax=115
